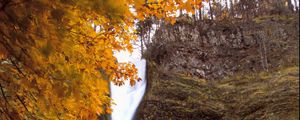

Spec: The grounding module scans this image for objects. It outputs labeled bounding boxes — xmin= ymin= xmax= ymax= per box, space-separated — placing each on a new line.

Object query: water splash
xmin=111 ymin=47 xmax=146 ymax=120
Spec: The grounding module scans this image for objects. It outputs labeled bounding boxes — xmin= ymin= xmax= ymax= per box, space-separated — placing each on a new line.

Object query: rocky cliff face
xmin=135 ymin=14 xmax=299 ymax=120
xmin=146 ymin=14 xmax=299 ymax=79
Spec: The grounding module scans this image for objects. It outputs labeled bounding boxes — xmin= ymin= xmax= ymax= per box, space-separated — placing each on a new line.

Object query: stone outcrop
xmin=146 ymin=14 xmax=299 ymax=79
xmin=135 ymin=14 xmax=299 ymax=120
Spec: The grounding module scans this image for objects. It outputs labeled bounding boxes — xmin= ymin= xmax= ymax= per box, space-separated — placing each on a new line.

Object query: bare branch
xmin=0 ymin=83 xmax=9 ymax=104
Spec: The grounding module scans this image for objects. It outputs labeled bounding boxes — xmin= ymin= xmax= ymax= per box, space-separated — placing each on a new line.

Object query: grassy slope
xmin=135 ymin=62 xmax=299 ymax=120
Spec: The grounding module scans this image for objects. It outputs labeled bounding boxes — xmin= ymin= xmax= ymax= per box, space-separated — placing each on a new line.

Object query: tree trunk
xmin=140 ymin=36 xmax=144 ymax=57
xmin=209 ymin=0 xmax=214 ymax=20
xmin=230 ymin=0 xmax=234 ymax=18
xmin=286 ymin=0 xmax=294 ymax=12
xmin=199 ymin=8 xmax=202 ymax=20
xmin=293 ymin=0 xmax=299 ymax=12
xmin=225 ymin=0 xmax=229 ymax=11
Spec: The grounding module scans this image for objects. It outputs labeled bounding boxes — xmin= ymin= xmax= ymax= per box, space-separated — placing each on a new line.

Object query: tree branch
xmin=9 ymin=57 xmax=25 ymax=77
xmin=16 ymin=95 xmax=29 ymax=112
xmin=16 ymin=93 xmax=36 ymax=118
xmin=0 ymin=83 xmax=9 ymax=104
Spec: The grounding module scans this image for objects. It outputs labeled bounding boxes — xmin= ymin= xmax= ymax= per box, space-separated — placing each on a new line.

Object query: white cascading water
xmin=111 ymin=44 xmax=146 ymax=120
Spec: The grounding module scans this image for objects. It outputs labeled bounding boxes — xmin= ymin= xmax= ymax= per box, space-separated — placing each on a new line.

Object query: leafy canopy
xmin=0 ymin=0 xmax=202 ymax=119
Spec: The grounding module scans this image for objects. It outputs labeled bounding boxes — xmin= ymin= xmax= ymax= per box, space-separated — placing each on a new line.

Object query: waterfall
xmin=111 ymin=44 xmax=146 ymax=120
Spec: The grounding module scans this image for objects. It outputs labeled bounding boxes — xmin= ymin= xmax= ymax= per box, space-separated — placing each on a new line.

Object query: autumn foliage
xmin=0 ymin=0 xmax=203 ymax=119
